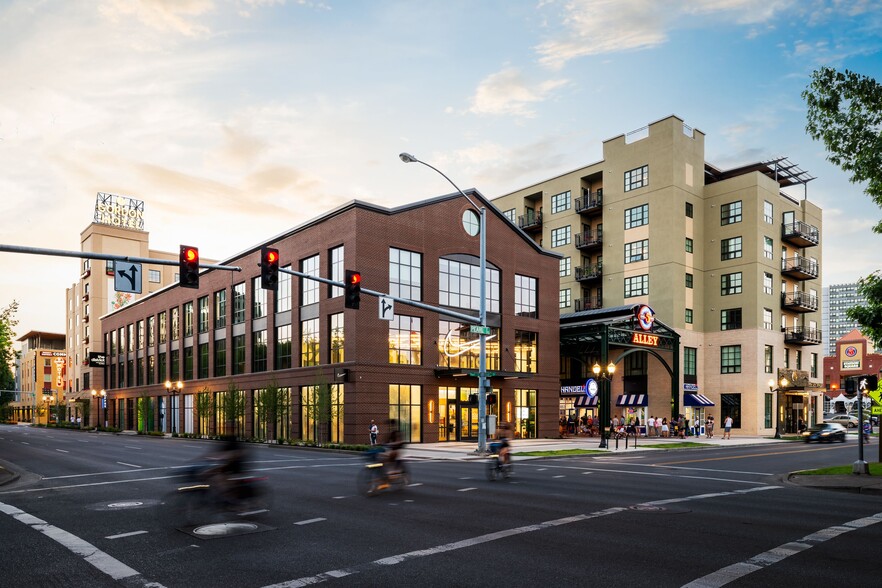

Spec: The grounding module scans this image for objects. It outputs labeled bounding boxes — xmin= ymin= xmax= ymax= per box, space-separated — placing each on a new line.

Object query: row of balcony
xmin=781 ymin=291 xmax=817 ymax=313
xmin=575 ymin=263 xmax=602 ymax=282
xmin=783 ymin=326 xmax=822 ymax=346
xmin=781 ymin=255 xmax=818 ymax=280
xmin=575 ymin=189 xmax=603 ymax=215
xmin=575 ymin=230 xmax=602 ymax=250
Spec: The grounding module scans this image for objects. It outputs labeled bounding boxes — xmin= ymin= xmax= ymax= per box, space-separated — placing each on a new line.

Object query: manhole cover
xmin=193 ymin=522 xmax=260 ymax=537
xmin=88 ymin=499 xmax=160 ymax=511
xmin=108 ymin=501 xmax=143 ymax=508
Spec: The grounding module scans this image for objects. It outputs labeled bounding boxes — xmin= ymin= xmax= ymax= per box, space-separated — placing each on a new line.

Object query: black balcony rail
xmin=575 ymin=262 xmax=603 ymax=282
xmin=781 ymin=255 xmax=818 ymax=280
xmin=781 ymin=291 xmax=818 ymax=313
xmin=574 ymin=295 xmax=603 ymax=312
xmin=781 ymin=220 xmax=819 ymax=248
xmin=783 ymin=326 xmax=822 ymax=345
xmin=575 ymin=188 xmax=603 ymax=214
xmin=575 ymin=229 xmax=603 ymax=249
xmin=518 ymin=210 xmax=543 ymax=231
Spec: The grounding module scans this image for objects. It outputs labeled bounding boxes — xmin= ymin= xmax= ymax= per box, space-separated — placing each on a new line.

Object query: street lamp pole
xmin=593 ymin=362 xmax=616 ymax=449
xmin=91 ymin=389 xmax=106 ymax=429
xmin=400 ymin=152 xmax=489 ymax=453
xmin=165 ymin=380 xmax=182 ymax=434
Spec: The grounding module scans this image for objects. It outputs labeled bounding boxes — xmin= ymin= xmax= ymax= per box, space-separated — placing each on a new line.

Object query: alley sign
xmin=114 ymin=261 xmax=142 ymax=294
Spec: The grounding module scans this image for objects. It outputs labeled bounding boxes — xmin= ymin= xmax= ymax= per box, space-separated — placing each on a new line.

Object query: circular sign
xmin=636 ymin=305 xmax=655 ymax=331
xmin=845 ymin=346 xmax=857 ymax=357
xmin=585 ymin=378 xmax=599 ymax=398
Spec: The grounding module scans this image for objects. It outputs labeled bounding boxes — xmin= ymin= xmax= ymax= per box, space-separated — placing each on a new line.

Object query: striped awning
xmin=574 ymin=395 xmax=599 ymax=407
xmin=683 ymin=393 xmax=715 ymax=407
xmin=616 ymin=394 xmax=648 ymax=407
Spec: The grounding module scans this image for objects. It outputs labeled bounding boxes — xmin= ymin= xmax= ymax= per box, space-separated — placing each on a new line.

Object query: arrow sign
xmin=379 ymin=296 xmax=394 ymax=321
xmin=114 ymin=261 xmax=142 ymax=294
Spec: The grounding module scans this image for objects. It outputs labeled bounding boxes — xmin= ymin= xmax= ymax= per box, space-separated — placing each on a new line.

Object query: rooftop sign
xmin=94 ymin=192 xmax=145 ymax=230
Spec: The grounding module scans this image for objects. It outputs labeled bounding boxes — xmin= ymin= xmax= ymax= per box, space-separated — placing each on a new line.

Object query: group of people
xmin=557 ymin=413 xmax=735 ymax=440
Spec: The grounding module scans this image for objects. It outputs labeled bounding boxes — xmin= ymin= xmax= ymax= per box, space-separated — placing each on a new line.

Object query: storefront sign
xmin=94 ymin=192 xmax=145 ymax=230
xmin=634 ymin=304 xmax=655 ymax=331
xmin=39 ymin=351 xmax=67 ymax=357
xmin=683 ymin=383 xmax=698 ymax=391
xmin=560 ymin=385 xmax=585 ymax=396
xmin=88 ymin=352 xmax=107 ymax=367
xmin=842 ymin=360 xmax=861 ymax=370
xmin=631 ymin=332 xmax=659 ymax=347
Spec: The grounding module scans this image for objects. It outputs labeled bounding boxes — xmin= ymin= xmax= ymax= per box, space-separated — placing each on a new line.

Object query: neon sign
xmin=94 ymin=192 xmax=145 ymax=230
xmin=631 ymin=332 xmax=659 ymax=347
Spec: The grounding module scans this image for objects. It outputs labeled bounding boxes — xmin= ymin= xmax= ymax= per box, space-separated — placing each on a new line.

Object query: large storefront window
xmin=216 ymin=387 xmax=245 ymax=438
xmin=439 ymin=257 xmax=499 ymax=313
xmin=389 ymin=384 xmax=421 ymax=443
xmin=389 ymin=315 xmax=421 ymax=365
xmin=437 ymin=320 xmax=500 ymax=370
xmin=301 ymin=318 xmax=319 ymax=367
xmin=515 ymin=389 xmax=537 ymax=439
xmin=721 ymin=393 xmax=741 ymax=428
xmin=253 ymin=386 xmax=292 ymax=442
xmin=514 ymin=331 xmax=538 ymax=373
xmin=300 ymin=384 xmax=343 ymax=443
xmin=330 ymin=313 xmax=344 ymax=364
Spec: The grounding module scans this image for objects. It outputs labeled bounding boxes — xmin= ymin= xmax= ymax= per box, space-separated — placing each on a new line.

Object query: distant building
xmin=8 ymin=331 xmax=66 ymax=423
xmin=822 ymin=329 xmax=881 ymax=414
xmin=822 ymin=283 xmax=867 ymax=356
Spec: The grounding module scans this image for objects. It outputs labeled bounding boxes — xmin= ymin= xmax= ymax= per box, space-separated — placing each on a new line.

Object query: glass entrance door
xmin=459 ymin=405 xmax=478 ymax=441
xmin=438 ymin=388 xmax=458 ymax=442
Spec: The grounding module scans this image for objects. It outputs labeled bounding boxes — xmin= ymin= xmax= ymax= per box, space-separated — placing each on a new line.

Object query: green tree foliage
xmin=847 ymin=273 xmax=882 ymax=349
xmin=0 ymin=301 xmax=20 ymax=392
xmin=195 ymin=387 xmax=214 ymax=436
xmin=255 ymin=378 xmax=289 ymax=441
xmin=221 ymin=381 xmax=245 ymax=437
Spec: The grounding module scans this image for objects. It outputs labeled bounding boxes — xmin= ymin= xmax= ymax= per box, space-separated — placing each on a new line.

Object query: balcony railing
xmin=781 ymin=255 xmax=818 ymax=280
xmin=783 ymin=326 xmax=822 ymax=346
xmin=575 ymin=230 xmax=602 ymax=249
xmin=781 ymin=291 xmax=818 ymax=313
xmin=575 ymin=263 xmax=603 ymax=281
xmin=781 ymin=221 xmax=819 ymax=248
xmin=575 ymin=189 xmax=603 ymax=214
xmin=518 ymin=211 xmax=543 ymax=231
xmin=574 ymin=296 xmax=603 ymax=312
xmin=82 ymin=293 xmax=89 ymax=302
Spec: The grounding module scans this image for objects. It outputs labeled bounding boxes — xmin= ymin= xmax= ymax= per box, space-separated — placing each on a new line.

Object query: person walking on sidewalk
xmin=723 ymin=415 xmax=733 ymax=439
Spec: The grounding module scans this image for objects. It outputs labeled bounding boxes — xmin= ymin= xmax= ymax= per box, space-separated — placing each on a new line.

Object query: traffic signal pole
xmin=0 ymin=244 xmax=241 ymax=272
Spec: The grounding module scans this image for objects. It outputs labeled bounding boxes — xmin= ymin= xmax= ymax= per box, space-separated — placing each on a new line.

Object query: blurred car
xmin=824 ymin=414 xmax=859 ymax=428
xmin=803 ymin=423 xmax=847 ymax=443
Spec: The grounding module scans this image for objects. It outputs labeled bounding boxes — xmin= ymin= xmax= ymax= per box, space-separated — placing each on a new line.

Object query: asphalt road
xmin=1 ymin=425 xmax=880 ymax=588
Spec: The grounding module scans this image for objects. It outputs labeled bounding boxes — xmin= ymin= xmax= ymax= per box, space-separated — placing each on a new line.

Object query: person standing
xmin=370 ymin=420 xmax=379 ymax=445
xmin=706 ymin=415 xmax=714 ymax=438
xmin=647 ymin=415 xmax=655 ymax=438
xmin=723 ymin=415 xmax=733 ymax=439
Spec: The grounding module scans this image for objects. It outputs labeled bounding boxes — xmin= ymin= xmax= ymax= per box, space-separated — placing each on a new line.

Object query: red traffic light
xmin=179 ymin=245 xmax=200 ymax=289
xmin=348 ymin=272 xmax=361 ymax=285
xmin=184 ymin=248 xmax=198 ymax=263
xmin=265 ymin=250 xmax=278 ymax=264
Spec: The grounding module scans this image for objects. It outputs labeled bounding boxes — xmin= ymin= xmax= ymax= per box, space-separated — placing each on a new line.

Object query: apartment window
xmin=232 ymin=282 xmax=246 ymax=324
xmin=721 ymin=237 xmax=742 ymax=260
xmin=169 ymin=308 xmax=179 ymax=341
xmin=785 ymin=348 xmax=790 ymax=369
xmin=514 ymin=275 xmax=537 ymax=318
xmin=685 ymin=202 xmax=693 ymax=218
xmin=330 ymin=313 xmax=344 ymax=364
xmin=721 ymin=272 xmax=742 ymax=295
xmin=183 ymin=346 xmax=193 ymax=380
xmin=560 ymin=289 xmax=571 ymax=309
xmin=157 ymin=352 xmax=166 ymax=383
xmin=796 ymin=350 xmax=802 ymax=370
xmin=624 ymin=165 xmax=648 ymax=192
xmin=198 ymin=296 xmax=209 ymax=333
xmin=684 ymin=347 xmax=697 ymax=377
xmin=765 ymin=394 xmax=773 ymax=429
xmin=170 ymin=349 xmax=180 ymax=380
xmin=685 ymin=273 xmax=693 ymax=289
xmin=158 ymin=311 xmax=167 ymax=344
xmin=685 ymin=308 xmax=693 ymax=324
xmin=148 ymin=269 xmax=161 ymax=283
xmin=252 ymin=330 xmax=267 ymax=373
xmin=183 ymin=302 xmax=193 ymax=337
xmin=685 ymin=237 xmax=693 ymax=253
xmin=213 ymin=339 xmax=226 ymax=377
xmin=276 ymin=265 xmax=292 ymax=312
xmin=274 ymin=324 xmax=292 ymax=370
xmin=232 ymin=334 xmax=245 ymax=375
xmin=721 ymin=345 xmax=741 ymax=374
xmin=147 ymin=316 xmax=155 ymax=347
xmin=721 ymin=201 xmax=742 ymax=225
xmin=763 ymin=308 xmax=773 ymax=330
xmin=764 ymin=345 xmax=773 ymax=374
xmin=439 ymin=258 xmax=500 ymax=313
xmin=551 ymin=226 xmax=571 ymax=248
xmin=252 ymin=277 xmax=266 ymax=319
xmin=811 ymin=353 xmax=818 ymax=378
xmin=389 ymin=315 xmax=422 ymax=365
xmin=763 ymin=272 xmax=773 ymax=295
xmin=503 ymin=209 xmax=516 ymax=224
xmin=137 ymin=320 xmax=144 ymax=349
xmin=551 ymin=191 xmax=571 ymax=214
xmin=514 ymin=330 xmax=538 ymax=373
xmin=198 ymin=343 xmax=209 ymax=379
xmin=624 ymin=274 xmax=648 ymax=298
xmin=330 ymin=246 xmax=344 ymax=298
xmin=625 ymin=204 xmax=649 ymax=229
xmin=147 ymin=355 xmax=155 ymax=385
xmin=301 ymin=254 xmax=320 ymax=306
xmin=390 ymin=248 xmax=422 ymax=301
xmin=214 ymin=290 xmax=227 ymax=329
xmin=764 ymin=236 xmax=774 ymax=259
xmin=301 ymin=318 xmax=319 ymax=367
xmin=560 ymin=257 xmax=571 ymax=277
xmin=625 ymin=239 xmax=648 ymax=263
xmin=721 ymin=308 xmax=742 ymax=330
xmin=764 ymin=200 xmax=773 ymax=224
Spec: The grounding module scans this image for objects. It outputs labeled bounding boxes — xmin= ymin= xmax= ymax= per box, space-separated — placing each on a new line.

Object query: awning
xmin=684 ymin=393 xmax=714 ymax=407
xmin=574 ymin=395 xmax=599 ymax=407
xmin=616 ymin=394 xmax=648 ymax=407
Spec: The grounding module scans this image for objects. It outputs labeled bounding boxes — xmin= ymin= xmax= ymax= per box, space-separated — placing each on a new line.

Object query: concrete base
xmin=852 ymin=460 xmax=870 ymax=475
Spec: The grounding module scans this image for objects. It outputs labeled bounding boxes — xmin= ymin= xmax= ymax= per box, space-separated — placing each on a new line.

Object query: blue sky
xmin=2 ymin=0 xmax=881 ymax=338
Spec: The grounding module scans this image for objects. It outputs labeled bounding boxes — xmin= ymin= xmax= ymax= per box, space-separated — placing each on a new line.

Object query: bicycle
xmin=356 ymin=446 xmax=409 ymax=496
xmin=486 ymin=442 xmax=513 ymax=481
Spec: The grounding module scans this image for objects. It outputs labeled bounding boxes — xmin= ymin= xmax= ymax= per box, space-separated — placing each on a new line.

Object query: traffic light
xmin=344 ymin=270 xmax=361 ymax=309
xmin=260 ymin=246 xmax=279 ymax=290
xmin=179 ymin=245 xmax=199 ymax=289
xmin=864 ymin=375 xmax=878 ymax=391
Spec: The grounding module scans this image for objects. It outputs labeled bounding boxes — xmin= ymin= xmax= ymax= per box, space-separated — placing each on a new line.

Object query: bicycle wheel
xmin=357 ymin=466 xmax=381 ymax=496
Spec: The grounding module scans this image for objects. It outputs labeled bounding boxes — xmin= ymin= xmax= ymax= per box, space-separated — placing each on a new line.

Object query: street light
xmin=165 ymin=380 xmax=183 ymax=434
xmin=768 ymin=377 xmax=788 ymax=439
xmin=592 ymin=362 xmax=616 ymax=449
xmin=91 ymin=389 xmax=106 ymax=429
xmin=400 ymin=152 xmax=490 ymax=453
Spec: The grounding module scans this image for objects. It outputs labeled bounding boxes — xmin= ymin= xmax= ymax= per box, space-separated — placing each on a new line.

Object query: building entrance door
xmin=459 ymin=404 xmax=478 ymax=441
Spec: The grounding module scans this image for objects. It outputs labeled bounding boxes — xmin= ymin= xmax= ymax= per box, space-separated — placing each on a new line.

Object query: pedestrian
xmin=706 ymin=415 xmax=714 ymax=438
xmin=661 ymin=417 xmax=669 ymax=438
xmin=559 ymin=415 xmax=568 ymax=438
xmin=370 ymin=420 xmax=379 ymax=445
xmin=723 ymin=415 xmax=733 ymax=439
xmin=647 ymin=415 xmax=655 ymax=437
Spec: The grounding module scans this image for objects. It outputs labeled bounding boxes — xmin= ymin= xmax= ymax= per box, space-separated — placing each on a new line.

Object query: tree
xmin=0 ymin=301 xmax=20 ymax=392
xmin=255 ymin=378 xmax=290 ymax=441
xmin=220 ymin=381 xmax=245 ymax=438
xmin=847 ymin=273 xmax=882 ymax=348
xmin=195 ymin=387 xmax=214 ymax=437
xmin=803 ymin=66 xmax=882 ymax=233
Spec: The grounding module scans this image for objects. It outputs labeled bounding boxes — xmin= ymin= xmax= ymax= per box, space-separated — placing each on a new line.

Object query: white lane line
xmin=457 ymin=487 xmax=477 ymax=492
xmin=43 ymin=465 xmax=190 ymax=480
xmin=0 ymin=501 xmax=162 ymax=586
xmin=116 ymin=462 xmax=142 ymax=468
xmin=260 ymin=486 xmax=783 ymax=588
xmin=21 ymin=441 xmax=29 ymax=445
xmin=106 ymin=530 xmax=148 ymax=540
xmin=522 ymin=463 xmax=771 ymax=486
xmin=56 ymin=449 xmax=70 ymax=453
xmin=295 ymin=518 xmax=326 ymax=526
xmin=683 ymin=512 xmax=882 ymax=587
xmin=553 ymin=475 xmax=565 ymax=478
xmin=1 ymin=474 xmax=186 ymax=494
xmin=124 ymin=445 xmax=142 ymax=450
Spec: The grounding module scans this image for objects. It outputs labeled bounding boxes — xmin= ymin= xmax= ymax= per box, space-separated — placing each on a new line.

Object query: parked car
xmin=803 ymin=423 xmax=848 ymax=443
xmin=824 ymin=414 xmax=859 ymax=428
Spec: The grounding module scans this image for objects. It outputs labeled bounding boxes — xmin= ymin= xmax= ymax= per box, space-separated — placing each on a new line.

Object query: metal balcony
xmin=575 ymin=230 xmax=602 ymax=250
xmin=783 ymin=326 xmax=822 ymax=346
xmin=781 ymin=291 xmax=818 ymax=313
xmin=518 ymin=211 xmax=543 ymax=232
xmin=782 ymin=221 xmax=819 ymax=248
xmin=781 ymin=255 xmax=818 ymax=280
xmin=575 ymin=263 xmax=602 ymax=282
xmin=574 ymin=296 xmax=603 ymax=312
xmin=575 ymin=189 xmax=603 ymax=215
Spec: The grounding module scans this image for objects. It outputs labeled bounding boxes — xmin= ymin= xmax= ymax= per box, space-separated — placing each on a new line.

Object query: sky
xmin=2 ymin=0 xmax=882 ymax=342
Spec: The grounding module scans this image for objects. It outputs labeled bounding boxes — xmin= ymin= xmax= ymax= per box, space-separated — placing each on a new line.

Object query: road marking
xmin=260 ymin=486 xmax=782 ymax=588
xmin=0 ymin=501 xmax=162 ymax=586
xmin=106 ymin=530 xmax=148 ymax=540
xmin=660 ymin=444 xmax=850 ymax=466
xmin=522 ymin=463 xmax=771 ymax=486
xmin=295 ymin=518 xmax=326 ymax=526
xmin=457 ymin=487 xmax=477 ymax=492
xmin=21 ymin=442 xmax=29 ymax=445
xmin=408 ymin=483 xmax=423 ymax=487
xmin=0 ymin=474 xmax=186 ymax=495
xmin=124 ymin=445 xmax=142 ymax=450
xmin=683 ymin=511 xmax=882 ymax=587
xmin=116 ymin=462 xmax=142 ymax=468
xmin=56 ymin=449 xmax=69 ymax=453
xmin=553 ymin=475 xmax=565 ymax=478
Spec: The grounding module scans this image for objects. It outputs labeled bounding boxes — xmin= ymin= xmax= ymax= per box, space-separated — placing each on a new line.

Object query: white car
xmin=824 ymin=414 xmax=859 ymax=428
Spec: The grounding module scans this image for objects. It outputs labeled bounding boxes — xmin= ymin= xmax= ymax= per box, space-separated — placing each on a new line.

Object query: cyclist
xmin=495 ymin=424 xmax=511 ymax=466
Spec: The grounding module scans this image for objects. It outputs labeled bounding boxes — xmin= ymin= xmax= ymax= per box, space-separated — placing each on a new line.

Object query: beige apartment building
xmin=492 ymin=115 xmax=824 ymax=436
xmin=9 ymin=331 xmax=66 ymax=424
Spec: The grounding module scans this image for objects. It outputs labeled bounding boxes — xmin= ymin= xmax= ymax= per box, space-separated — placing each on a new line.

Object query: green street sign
xmin=871 ymin=406 xmax=882 ymax=416
xmin=469 ymin=325 xmax=491 ymax=335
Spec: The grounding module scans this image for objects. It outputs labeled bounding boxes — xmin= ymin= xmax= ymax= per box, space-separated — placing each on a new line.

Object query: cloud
xmin=467 ymin=67 xmax=569 ymax=118
xmin=98 ymin=0 xmax=216 ymax=38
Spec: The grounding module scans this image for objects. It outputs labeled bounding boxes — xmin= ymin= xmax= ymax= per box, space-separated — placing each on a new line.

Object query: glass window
xmin=169 ymin=309 xmax=179 ymax=341
xmin=560 ymin=288 xmax=571 ymax=309
xmin=232 ymin=334 xmax=245 ymax=375
xmin=721 ymin=237 xmax=742 ymax=260
xmin=157 ymin=352 xmax=166 ymax=383
xmin=183 ymin=302 xmax=193 ymax=337
xmin=275 ymin=324 xmax=292 ymax=370
xmin=721 ymin=308 xmax=742 ymax=330
xmin=330 ymin=246 xmax=344 ymax=298
xmin=625 ymin=274 xmax=648 ymax=297
xmin=148 ymin=269 xmax=161 ymax=283
xmin=721 ymin=201 xmax=742 ymax=225
xmin=559 ymin=257 xmax=571 ymax=277
xmin=685 ymin=202 xmax=693 ymax=218
xmin=685 ymin=308 xmax=693 ymax=324
xmin=551 ymin=226 xmax=571 ymax=248
xmin=811 ymin=353 xmax=818 ymax=378
xmin=721 ymin=272 xmax=742 ymax=295
xmin=684 ymin=347 xmax=697 ymax=377
xmin=763 ymin=308 xmax=773 ymax=330
xmin=137 ymin=320 xmax=144 ymax=349
xmin=252 ymin=330 xmax=267 ymax=372
xmin=198 ymin=296 xmax=209 ymax=333
xmin=158 ymin=311 xmax=167 ymax=344
xmin=147 ymin=355 xmax=155 ymax=385
xmin=232 ymin=283 xmax=246 ymax=324
xmin=389 ymin=384 xmax=421 ymax=443
xmin=276 ymin=264 xmax=292 ymax=312
xmin=198 ymin=343 xmax=208 ymax=379
xmin=183 ymin=346 xmax=193 ymax=380
xmin=765 ymin=345 xmax=773 ymax=374
xmin=514 ymin=275 xmax=537 ymax=318
xmin=686 ymin=273 xmax=693 ymax=289
xmin=721 ymin=393 xmax=741 ymax=428
xmin=146 ymin=316 xmax=154 ymax=348
xmin=389 ymin=315 xmax=422 ymax=365
xmin=301 ymin=254 xmax=320 ymax=306
xmin=170 ymin=349 xmax=180 ymax=380
xmin=685 ymin=237 xmax=693 ymax=253
xmin=438 ymin=258 xmax=500 ymax=314
xmin=252 ymin=277 xmax=266 ymax=319
xmin=437 ymin=320 xmax=500 ymax=371
xmin=514 ymin=389 xmax=537 ymax=439
xmin=721 ymin=345 xmax=741 ymax=374
xmin=300 ymin=384 xmax=344 ymax=443
xmin=625 ymin=239 xmax=648 ymax=263
xmin=763 ymin=272 xmax=773 ymax=295
xmin=624 ymin=165 xmax=648 ymax=192
xmin=301 ymin=318 xmax=319 ymax=367
xmin=213 ymin=339 xmax=226 ymax=377
xmin=625 ymin=204 xmax=648 ymax=229
xmin=390 ymin=248 xmax=422 ymax=301
xmin=503 ymin=209 xmax=516 ymax=224
xmin=330 ymin=313 xmax=344 ymax=364
xmin=765 ymin=393 xmax=773 ymax=428
xmin=214 ymin=290 xmax=227 ymax=329
xmin=514 ymin=331 xmax=538 ymax=373
xmin=764 ymin=201 xmax=774 ymax=224
xmin=551 ymin=191 xmax=571 ymax=214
